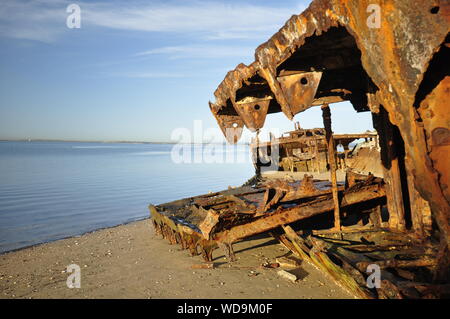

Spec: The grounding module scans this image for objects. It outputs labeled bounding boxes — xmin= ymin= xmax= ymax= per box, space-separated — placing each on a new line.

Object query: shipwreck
xmin=149 ymin=0 xmax=449 ymax=298
xmin=250 ymin=124 xmax=381 ymax=176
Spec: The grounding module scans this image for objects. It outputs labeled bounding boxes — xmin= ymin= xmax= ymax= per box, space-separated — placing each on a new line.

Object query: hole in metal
xmin=430 ymin=6 xmax=439 ymax=14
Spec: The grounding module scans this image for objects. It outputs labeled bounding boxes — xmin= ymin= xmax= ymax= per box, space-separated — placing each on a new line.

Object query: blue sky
xmin=0 ymin=0 xmax=373 ymax=142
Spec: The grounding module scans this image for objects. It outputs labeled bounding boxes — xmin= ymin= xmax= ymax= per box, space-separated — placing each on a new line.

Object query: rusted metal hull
xmin=150 ymin=172 xmax=447 ymax=298
xmin=206 ymin=0 xmax=448 ymax=292
xmin=209 ymin=0 xmax=449 ymax=258
xmin=150 ymin=0 xmax=448 ymax=299
xmin=251 ymin=126 xmax=381 ymax=176
xmin=150 ymin=173 xmax=385 ymax=258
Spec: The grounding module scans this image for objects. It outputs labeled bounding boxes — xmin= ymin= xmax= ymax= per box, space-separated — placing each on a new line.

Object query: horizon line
xmin=0 ymin=139 xmax=250 ymax=145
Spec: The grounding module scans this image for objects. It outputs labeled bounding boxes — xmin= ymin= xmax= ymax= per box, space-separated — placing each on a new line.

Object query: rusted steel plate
xmin=212 ymin=62 xmax=260 ymax=114
xmin=276 ymin=71 xmax=322 ymax=118
xmin=209 ymin=102 xmax=244 ymax=144
xmin=234 ymin=98 xmax=270 ymax=131
xmin=417 ymin=76 xmax=450 ymax=205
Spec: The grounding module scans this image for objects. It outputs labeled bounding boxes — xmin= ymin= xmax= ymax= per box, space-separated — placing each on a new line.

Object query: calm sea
xmin=0 ymin=141 xmax=253 ymax=253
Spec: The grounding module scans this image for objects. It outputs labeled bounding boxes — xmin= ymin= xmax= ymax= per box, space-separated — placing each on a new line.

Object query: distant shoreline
xmin=0 ymin=139 xmax=176 ymax=144
xmin=0 ymin=140 xmax=250 ymax=145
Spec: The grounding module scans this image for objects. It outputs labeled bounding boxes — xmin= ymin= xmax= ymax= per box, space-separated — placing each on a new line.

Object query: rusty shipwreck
xmin=149 ymin=0 xmax=449 ymax=299
xmin=250 ymin=123 xmax=381 ymax=176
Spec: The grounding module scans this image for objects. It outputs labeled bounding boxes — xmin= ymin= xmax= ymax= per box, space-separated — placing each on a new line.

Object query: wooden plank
xmin=311 ymin=236 xmax=420 ymax=298
xmin=313 ymin=228 xmax=421 ymax=246
xmin=396 ymin=282 xmax=450 ymax=297
xmin=282 ymin=225 xmax=310 ymax=261
xmin=356 ymin=257 xmax=436 ymax=271
xmin=282 ymin=225 xmax=374 ymax=299
xmin=309 ymin=249 xmax=374 ymax=299
xmin=373 ymin=108 xmax=406 ymax=231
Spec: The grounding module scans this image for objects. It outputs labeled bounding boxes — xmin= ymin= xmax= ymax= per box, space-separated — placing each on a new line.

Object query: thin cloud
xmin=0 ymin=0 xmax=305 ymax=42
xmin=0 ymin=0 xmax=69 ymax=42
xmin=83 ymin=2 xmax=300 ymax=39
xmin=135 ymin=45 xmax=255 ymax=60
xmin=124 ymin=72 xmax=187 ymax=79
xmin=107 ymin=71 xmax=188 ymax=79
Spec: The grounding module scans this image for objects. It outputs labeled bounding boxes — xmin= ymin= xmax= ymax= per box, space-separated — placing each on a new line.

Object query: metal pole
xmin=321 ymin=104 xmax=341 ymax=231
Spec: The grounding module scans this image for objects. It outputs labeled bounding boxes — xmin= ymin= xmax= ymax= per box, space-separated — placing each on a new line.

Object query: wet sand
xmin=0 ymin=219 xmax=353 ymax=299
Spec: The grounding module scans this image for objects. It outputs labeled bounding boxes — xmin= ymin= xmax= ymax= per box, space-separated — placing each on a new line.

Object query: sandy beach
xmin=0 ymin=219 xmax=353 ymax=299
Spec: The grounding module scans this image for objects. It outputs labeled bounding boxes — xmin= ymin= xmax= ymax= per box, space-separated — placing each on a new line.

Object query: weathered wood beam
xmin=282 ymin=225 xmax=374 ymax=299
xmin=282 ymin=225 xmax=310 ymax=261
xmin=356 ymin=257 xmax=436 ymax=271
xmin=396 ymin=282 xmax=450 ymax=297
xmin=313 ymin=228 xmax=425 ymax=248
xmin=311 ymin=226 xmax=386 ymax=236
xmin=312 ymin=237 xmax=420 ymax=298
xmin=372 ymin=108 xmax=406 ymax=231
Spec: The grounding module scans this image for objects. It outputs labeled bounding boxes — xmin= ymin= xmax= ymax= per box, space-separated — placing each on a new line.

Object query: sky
xmin=0 ymin=0 xmax=374 ymax=143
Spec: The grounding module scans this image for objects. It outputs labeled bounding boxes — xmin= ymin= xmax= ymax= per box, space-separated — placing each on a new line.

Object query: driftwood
xmin=274 ymin=225 xmax=446 ymax=298
xmin=282 ymin=225 xmax=374 ymax=299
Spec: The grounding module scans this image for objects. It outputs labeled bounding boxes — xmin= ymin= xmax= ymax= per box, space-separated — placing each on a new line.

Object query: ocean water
xmin=0 ymin=141 xmax=253 ymax=253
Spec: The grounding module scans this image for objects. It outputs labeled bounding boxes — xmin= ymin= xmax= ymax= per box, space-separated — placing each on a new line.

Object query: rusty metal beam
xmin=322 ymin=104 xmax=341 ymax=231
xmin=213 ymin=184 xmax=385 ymax=244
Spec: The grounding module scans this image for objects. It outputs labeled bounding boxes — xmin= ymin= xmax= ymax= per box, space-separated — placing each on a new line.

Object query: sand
xmin=0 ymin=219 xmax=353 ymax=299
xmin=261 ymin=170 xmax=347 ymax=182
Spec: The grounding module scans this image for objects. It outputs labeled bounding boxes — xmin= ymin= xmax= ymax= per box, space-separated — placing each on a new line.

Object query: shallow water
xmin=0 ymin=141 xmax=253 ymax=253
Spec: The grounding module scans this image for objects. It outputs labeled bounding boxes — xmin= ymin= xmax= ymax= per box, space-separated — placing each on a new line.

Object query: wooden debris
xmin=191 ymin=262 xmax=215 ymax=269
xmin=262 ymin=262 xmax=280 ymax=269
xmin=277 ymin=270 xmax=297 ymax=282
xmin=281 ymin=225 xmax=374 ymax=299
xmin=276 ymin=256 xmax=302 ymax=269
xmin=356 ymin=257 xmax=436 ymax=271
